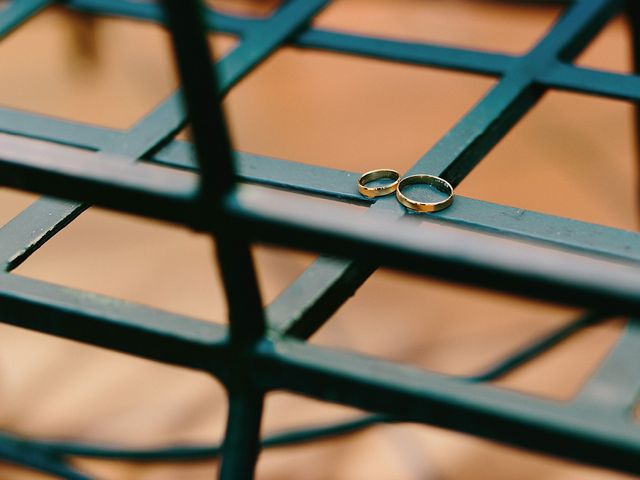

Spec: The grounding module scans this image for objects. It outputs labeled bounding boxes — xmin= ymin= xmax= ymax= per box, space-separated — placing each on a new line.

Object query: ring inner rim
xmin=359 ymin=170 xmax=400 ymax=188
xmin=398 ymin=175 xmax=453 ymax=204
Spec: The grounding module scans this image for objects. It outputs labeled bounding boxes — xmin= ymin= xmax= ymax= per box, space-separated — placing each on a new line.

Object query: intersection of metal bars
xmin=0 ymin=0 xmax=638 ymax=478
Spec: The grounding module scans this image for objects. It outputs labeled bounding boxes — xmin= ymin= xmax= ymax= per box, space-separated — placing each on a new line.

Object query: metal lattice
xmin=0 ymin=0 xmax=638 ymax=478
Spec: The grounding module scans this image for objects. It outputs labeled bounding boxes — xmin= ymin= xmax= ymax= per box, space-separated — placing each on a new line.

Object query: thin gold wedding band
xmin=396 ymin=174 xmax=454 ymax=212
xmin=357 ymin=169 xmax=400 ymax=198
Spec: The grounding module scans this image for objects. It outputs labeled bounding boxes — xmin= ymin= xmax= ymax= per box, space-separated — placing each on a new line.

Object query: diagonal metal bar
xmin=265 ymin=0 xmax=624 ymax=339
xmin=470 ymin=311 xmax=606 ymax=381
xmin=0 ymin=0 xmax=329 ymax=274
xmin=573 ymin=320 xmax=640 ymax=416
xmin=254 ymin=335 xmax=640 ymax=476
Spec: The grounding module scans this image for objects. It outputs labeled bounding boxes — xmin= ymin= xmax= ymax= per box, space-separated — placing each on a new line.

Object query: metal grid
xmin=0 ymin=0 xmax=638 ymax=478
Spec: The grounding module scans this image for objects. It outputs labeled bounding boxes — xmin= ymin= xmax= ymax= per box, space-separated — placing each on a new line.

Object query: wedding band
xmin=396 ymin=174 xmax=454 ymax=212
xmin=357 ymin=169 xmax=400 ymax=198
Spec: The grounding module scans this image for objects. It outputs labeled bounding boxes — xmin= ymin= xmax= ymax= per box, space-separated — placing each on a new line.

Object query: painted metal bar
xmin=215 ymin=0 xmax=330 ymax=96
xmin=5 ymin=115 xmax=640 ymax=272
xmin=3 ymin=110 xmax=639 ymax=270
xmin=72 ymin=0 xmax=640 ymax=104
xmin=261 ymin=0 xmax=624 ymax=339
xmin=412 ymin=0 xmax=623 ymax=182
xmin=295 ymin=29 xmax=514 ymax=77
xmin=161 ymin=0 xmax=266 ymax=345
xmin=573 ymin=320 xmax=640 ymax=416
xmin=627 ymin=1 xmax=640 ymax=226
xmin=0 ymin=0 xmax=51 ymax=40
xmin=0 ymin=133 xmax=198 ymax=224
xmin=0 ymin=0 xmax=329 ymax=276
xmin=0 ymin=198 xmax=85 ymax=272
xmin=470 ymin=311 xmax=605 ymax=381
xmin=0 ymin=274 xmax=227 ymax=373
xmin=161 ymin=1 xmax=271 ymax=477
xmin=9 ymin=131 xmax=640 ymax=320
xmin=255 ymin=337 xmax=640 ymax=476
xmin=0 ymin=107 xmax=122 ymax=151
xmin=25 ymin=413 xmax=387 ymax=461
xmin=229 ymin=185 xmax=640 ymax=316
xmin=0 ymin=434 xmax=91 ymax=480
xmin=266 ymin=256 xmax=376 ymax=338
xmin=541 ymin=62 xmax=640 ymax=102
xmin=219 ymin=391 xmax=264 ymax=480
xmin=68 ymin=0 xmax=516 ymax=77
xmin=152 ymin=144 xmax=640 ymax=265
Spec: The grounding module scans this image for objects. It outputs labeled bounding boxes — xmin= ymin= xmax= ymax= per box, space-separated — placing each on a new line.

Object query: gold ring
xmin=357 ymin=169 xmax=400 ymax=198
xmin=396 ymin=174 xmax=454 ymax=212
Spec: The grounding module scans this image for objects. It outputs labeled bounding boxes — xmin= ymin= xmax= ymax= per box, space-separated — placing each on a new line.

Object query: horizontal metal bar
xmin=295 ymin=29 xmax=513 ymax=77
xmin=152 ymin=141 xmax=369 ymax=204
xmin=228 ymin=185 xmax=640 ymax=316
xmin=6 ymin=132 xmax=640 ymax=317
xmin=574 ymin=320 xmax=640 ymax=415
xmin=0 ymin=0 xmax=329 ymax=274
xmin=541 ymin=62 xmax=640 ymax=101
xmin=4 ymin=114 xmax=637 ymax=269
xmin=0 ymin=273 xmax=227 ymax=372
xmin=255 ymin=336 xmax=640 ymax=475
xmin=69 ymin=0 xmax=514 ymax=77
xmin=151 ymin=142 xmax=640 ymax=265
xmin=0 ymin=107 xmax=121 ymax=151
xmin=0 ymin=133 xmax=198 ymax=224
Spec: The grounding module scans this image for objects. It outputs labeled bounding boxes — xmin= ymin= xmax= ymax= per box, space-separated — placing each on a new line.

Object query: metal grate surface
xmin=0 ymin=0 xmax=638 ymax=478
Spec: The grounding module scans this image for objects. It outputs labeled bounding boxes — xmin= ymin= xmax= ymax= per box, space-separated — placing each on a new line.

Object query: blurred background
xmin=0 ymin=0 xmax=637 ymax=478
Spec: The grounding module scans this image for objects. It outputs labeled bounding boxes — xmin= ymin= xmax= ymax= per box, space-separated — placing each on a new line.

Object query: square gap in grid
xmin=310 ymin=266 xmax=622 ymax=402
xmin=0 ymin=5 xmax=235 ymax=130
xmin=312 ymin=0 xmax=563 ymax=55
xmin=456 ymin=90 xmax=638 ymax=231
xmin=177 ymin=47 xmax=495 ymax=174
xmin=574 ymin=14 xmax=633 ymax=74
xmin=11 ymin=202 xmax=318 ymax=324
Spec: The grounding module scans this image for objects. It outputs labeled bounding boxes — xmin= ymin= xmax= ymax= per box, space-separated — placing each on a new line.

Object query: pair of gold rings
xmin=357 ymin=169 xmax=454 ymax=212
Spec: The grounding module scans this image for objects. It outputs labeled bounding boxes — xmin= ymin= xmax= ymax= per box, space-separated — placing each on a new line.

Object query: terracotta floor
xmin=0 ymin=1 xmax=637 ymax=478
